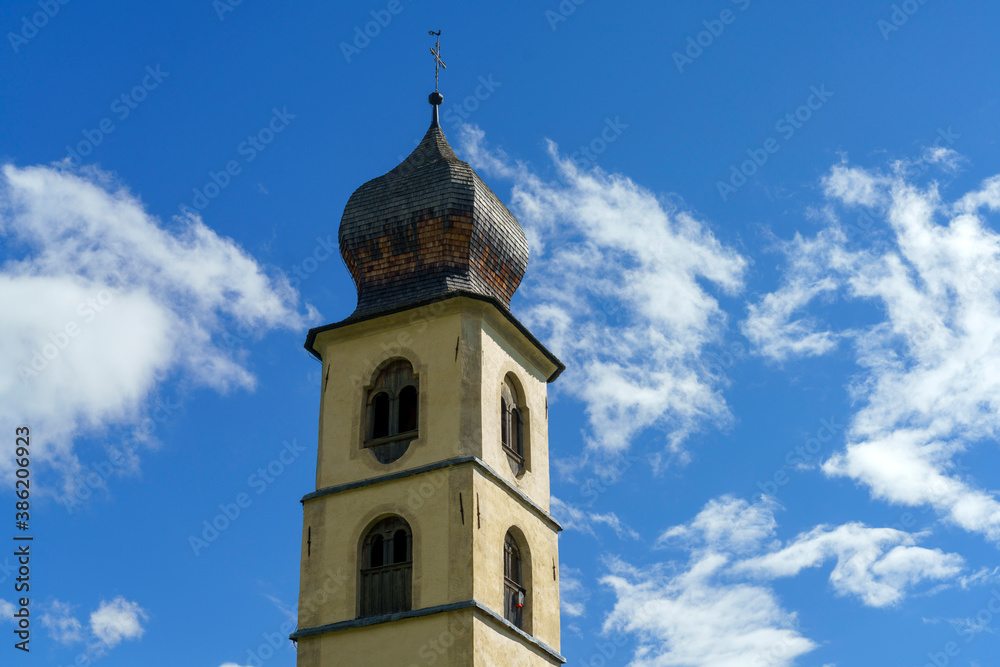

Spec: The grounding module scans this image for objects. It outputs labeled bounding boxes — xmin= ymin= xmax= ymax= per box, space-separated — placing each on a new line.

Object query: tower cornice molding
xmin=304 ymin=292 xmax=565 ymax=382
xmin=301 ymin=455 xmax=562 ymax=533
xmin=290 ymin=599 xmax=566 ymax=664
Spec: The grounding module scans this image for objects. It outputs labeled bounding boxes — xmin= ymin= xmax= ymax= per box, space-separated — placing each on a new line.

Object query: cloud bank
xmin=0 ymin=163 xmax=315 ymax=494
xmin=744 ymin=154 xmax=1000 ymax=541
xmin=604 ymin=495 xmax=964 ymax=666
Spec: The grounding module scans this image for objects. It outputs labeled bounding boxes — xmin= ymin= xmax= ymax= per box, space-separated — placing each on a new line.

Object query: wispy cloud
xmin=40 ymin=600 xmax=84 ymax=644
xmin=459 ymin=125 xmax=747 ymax=467
xmin=26 ymin=595 xmax=149 ymax=662
xmin=560 ymin=564 xmax=591 ymax=618
xmin=552 ymin=496 xmax=641 ymax=540
xmin=604 ymin=495 xmax=967 ymax=666
xmin=732 ymin=523 xmax=963 ymax=607
xmin=603 ymin=555 xmax=816 ymax=667
xmin=744 ymin=156 xmax=1000 ymax=541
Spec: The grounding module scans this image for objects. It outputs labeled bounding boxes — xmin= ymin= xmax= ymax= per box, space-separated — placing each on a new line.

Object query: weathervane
xmin=428 ymin=30 xmax=446 ymax=92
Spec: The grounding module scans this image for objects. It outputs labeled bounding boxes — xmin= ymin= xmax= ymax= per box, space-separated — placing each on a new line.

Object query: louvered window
xmin=359 ymin=517 xmax=412 ymax=618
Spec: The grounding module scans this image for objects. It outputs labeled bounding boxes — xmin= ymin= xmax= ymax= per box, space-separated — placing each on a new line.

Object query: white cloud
xmin=0 ymin=598 xmax=15 ymax=620
xmin=559 ymin=565 xmax=590 ymax=618
xmin=265 ymin=593 xmax=298 ymax=625
xmin=40 ymin=599 xmax=84 ymax=644
xmin=744 ymin=157 xmax=1000 ymax=540
xmin=823 ymin=163 xmax=887 ymax=207
xmin=89 ymin=596 xmax=148 ymax=648
xmin=459 ymin=126 xmax=746 ymax=465
xmin=657 ymin=494 xmax=778 ymax=555
xmin=552 ymin=496 xmax=640 ymax=540
xmin=733 ymin=523 xmax=964 ymax=607
xmin=604 ymin=495 xmax=968 ymax=666
xmin=602 ymin=556 xmax=816 ymax=667
xmin=0 ymin=163 xmax=315 ymax=495
xmin=741 ymin=229 xmax=845 ymax=361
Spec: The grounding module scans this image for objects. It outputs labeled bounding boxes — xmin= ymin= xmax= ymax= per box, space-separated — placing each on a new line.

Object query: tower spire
xmin=428 ymin=30 xmax=446 ymax=93
xmin=428 ymin=30 xmax=446 ymax=126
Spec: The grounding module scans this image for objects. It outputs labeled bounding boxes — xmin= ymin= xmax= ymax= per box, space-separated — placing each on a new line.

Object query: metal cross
xmin=428 ymin=30 xmax=446 ymax=92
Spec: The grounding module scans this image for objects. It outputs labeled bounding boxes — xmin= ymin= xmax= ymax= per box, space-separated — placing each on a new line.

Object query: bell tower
xmin=290 ymin=85 xmax=565 ymax=666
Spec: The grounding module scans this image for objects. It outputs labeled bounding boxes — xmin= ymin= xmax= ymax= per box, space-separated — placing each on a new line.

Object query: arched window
xmin=503 ymin=531 xmax=525 ymax=629
xmin=501 ymin=376 xmax=525 ymax=475
xmin=359 ymin=517 xmax=412 ymax=618
xmin=365 ymin=360 xmax=419 ymax=464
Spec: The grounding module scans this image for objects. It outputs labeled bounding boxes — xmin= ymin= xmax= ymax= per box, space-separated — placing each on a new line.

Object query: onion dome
xmin=338 ymin=93 xmax=529 ymax=320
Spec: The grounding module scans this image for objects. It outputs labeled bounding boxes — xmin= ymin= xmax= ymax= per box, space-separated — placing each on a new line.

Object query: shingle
xmin=338 ymin=114 xmax=529 ymax=319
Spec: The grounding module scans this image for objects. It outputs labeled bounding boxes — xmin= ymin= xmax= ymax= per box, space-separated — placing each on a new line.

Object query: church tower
xmin=290 ymin=83 xmax=566 ymax=666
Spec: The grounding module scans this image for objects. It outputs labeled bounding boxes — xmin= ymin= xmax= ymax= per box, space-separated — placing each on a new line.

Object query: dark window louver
xmin=359 ymin=517 xmax=412 ymax=618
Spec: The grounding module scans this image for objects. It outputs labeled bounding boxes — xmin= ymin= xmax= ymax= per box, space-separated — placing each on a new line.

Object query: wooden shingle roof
xmin=338 ymin=101 xmax=529 ymax=320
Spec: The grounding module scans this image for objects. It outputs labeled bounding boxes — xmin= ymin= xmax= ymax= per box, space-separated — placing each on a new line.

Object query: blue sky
xmin=2 ymin=1 xmax=1000 ymax=665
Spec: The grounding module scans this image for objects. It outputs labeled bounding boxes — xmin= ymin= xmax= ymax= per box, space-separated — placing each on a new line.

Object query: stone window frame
xmin=501 ymin=373 xmax=529 ymax=477
xmin=358 ymin=516 xmax=413 ymax=618
xmin=364 ymin=359 xmax=419 ymax=464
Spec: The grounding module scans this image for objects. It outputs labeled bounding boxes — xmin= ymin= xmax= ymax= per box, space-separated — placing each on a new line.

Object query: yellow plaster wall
xmin=298 ymin=465 xmax=474 ymax=629
xmin=470 ymin=468 xmax=561 ymax=651
xmin=473 ymin=615 xmax=563 ymax=667
xmin=477 ymin=310 xmax=552 ymax=510
xmin=312 ymin=302 xmax=474 ymax=490
xmin=296 ymin=608 xmax=476 ymax=667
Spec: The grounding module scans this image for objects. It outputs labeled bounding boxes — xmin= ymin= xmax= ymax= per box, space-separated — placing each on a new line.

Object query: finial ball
xmin=428 ymin=91 xmax=444 ymax=106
